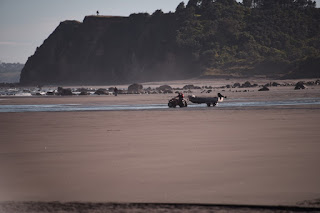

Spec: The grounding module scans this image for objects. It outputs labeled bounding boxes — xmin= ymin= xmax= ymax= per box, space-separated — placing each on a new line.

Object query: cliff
xmin=20 ymin=1 xmax=320 ymax=85
xmin=20 ymin=14 xmax=197 ymax=85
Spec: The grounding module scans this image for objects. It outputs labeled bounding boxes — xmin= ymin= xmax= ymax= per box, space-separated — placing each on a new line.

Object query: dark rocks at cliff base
xmin=272 ymin=82 xmax=280 ymax=87
xmin=128 ymin=83 xmax=143 ymax=94
xmin=294 ymin=82 xmax=306 ymax=90
xmin=305 ymin=80 xmax=320 ymax=86
xmin=57 ymin=87 xmax=73 ymax=96
xmin=183 ymin=85 xmax=201 ymax=90
xmin=157 ymin=85 xmax=172 ymax=91
xmin=94 ymin=88 xmax=108 ymax=95
xmin=242 ymin=81 xmax=252 ymax=88
xmin=156 ymin=85 xmax=173 ymax=94
xmin=46 ymin=91 xmax=55 ymax=96
xmin=233 ymin=83 xmax=241 ymax=88
xmin=241 ymin=81 xmax=258 ymax=88
xmin=264 ymin=82 xmax=280 ymax=87
xmin=232 ymin=82 xmax=258 ymax=88
xmin=77 ymin=88 xmax=90 ymax=95
xmin=258 ymin=86 xmax=270 ymax=91
xmin=79 ymin=91 xmax=89 ymax=95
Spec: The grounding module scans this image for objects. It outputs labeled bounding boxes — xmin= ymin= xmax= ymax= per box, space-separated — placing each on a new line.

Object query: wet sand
xmin=0 ymin=83 xmax=320 ymax=212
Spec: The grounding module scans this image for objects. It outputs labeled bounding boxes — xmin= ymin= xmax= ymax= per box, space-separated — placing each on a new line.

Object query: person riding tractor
xmin=177 ymin=92 xmax=184 ymax=105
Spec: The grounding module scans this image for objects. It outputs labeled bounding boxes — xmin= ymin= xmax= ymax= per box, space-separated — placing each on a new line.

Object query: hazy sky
xmin=0 ymin=0 xmax=319 ymax=63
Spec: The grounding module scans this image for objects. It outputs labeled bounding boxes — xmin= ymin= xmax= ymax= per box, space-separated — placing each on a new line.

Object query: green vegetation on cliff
xmin=175 ymin=0 xmax=320 ymax=78
xmin=20 ymin=0 xmax=320 ymax=85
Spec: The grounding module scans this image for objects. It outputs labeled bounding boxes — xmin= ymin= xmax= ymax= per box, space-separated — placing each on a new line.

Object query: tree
xmin=306 ymin=0 xmax=316 ymax=8
xmin=216 ymin=0 xmax=237 ymax=6
xmin=243 ymin=0 xmax=253 ymax=7
xmin=252 ymin=0 xmax=262 ymax=8
xmin=186 ymin=0 xmax=201 ymax=8
xmin=261 ymin=0 xmax=278 ymax=8
xmin=152 ymin=9 xmax=164 ymax=17
xmin=296 ymin=0 xmax=308 ymax=7
xmin=176 ymin=2 xmax=186 ymax=13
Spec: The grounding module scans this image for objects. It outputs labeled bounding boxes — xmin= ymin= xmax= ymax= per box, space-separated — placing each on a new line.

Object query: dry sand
xmin=0 ymin=81 xmax=320 ymax=212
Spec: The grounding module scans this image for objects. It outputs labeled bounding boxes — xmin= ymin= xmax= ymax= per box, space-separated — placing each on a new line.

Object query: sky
xmin=0 ymin=0 xmax=319 ymax=64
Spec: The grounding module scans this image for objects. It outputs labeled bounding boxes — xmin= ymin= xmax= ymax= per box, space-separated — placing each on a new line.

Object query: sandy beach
xmin=0 ymin=80 xmax=320 ymax=212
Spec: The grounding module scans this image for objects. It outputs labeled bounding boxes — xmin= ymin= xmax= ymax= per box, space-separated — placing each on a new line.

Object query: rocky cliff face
xmin=20 ymin=1 xmax=320 ymax=85
xmin=20 ymin=14 xmax=197 ymax=85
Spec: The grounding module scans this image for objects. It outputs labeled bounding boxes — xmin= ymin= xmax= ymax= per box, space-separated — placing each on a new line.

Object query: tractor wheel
xmin=207 ymin=103 xmax=211 ymax=107
xmin=184 ymin=100 xmax=188 ymax=107
xmin=180 ymin=100 xmax=188 ymax=108
xmin=168 ymin=102 xmax=176 ymax=108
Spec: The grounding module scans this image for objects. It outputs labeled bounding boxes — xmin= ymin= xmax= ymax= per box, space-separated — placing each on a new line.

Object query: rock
xmin=272 ymin=82 xmax=280 ymax=87
xmin=183 ymin=90 xmax=193 ymax=93
xmin=145 ymin=87 xmax=153 ymax=92
xmin=128 ymin=83 xmax=143 ymax=93
xmin=57 ymin=87 xmax=73 ymax=96
xmin=183 ymin=84 xmax=194 ymax=89
xmin=294 ymin=81 xmax=305 ymax=90
xmin=157 ymin=85 xmax=172 ymax=91
xmin=77 ymin=88 xmax=89 ymax=93
xmin=242 ymin=81 xmax=252 ymax=88
xmin=258 ymin=86 xmax=269 ymax=91
xmin=306 ymin=81 xmax=315 ymax=86
xmin=94 ymin=88 xmax=108 ymax=95
xmin=108 ymin=87 xmax=115 ymax=92
xmin=46 ymin=91 xmax=55 ymax=95
xmin=233 ymin=83 xmax=241 ymax=88
xmin=79 ymin=91 xmax=89 ymax=95
xmin=183 ymin=84 xmax=201 ymax=90
xmin=163 ymin=89 xmax=173 ymax=94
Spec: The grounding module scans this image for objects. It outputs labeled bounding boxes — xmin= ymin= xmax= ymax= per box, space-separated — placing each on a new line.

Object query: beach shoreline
xmin=0 ymin=81 xmax=320 ymax=211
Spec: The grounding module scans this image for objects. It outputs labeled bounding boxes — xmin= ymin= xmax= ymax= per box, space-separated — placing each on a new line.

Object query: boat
xmin=188 ymin=93 xmax=226 ymax=107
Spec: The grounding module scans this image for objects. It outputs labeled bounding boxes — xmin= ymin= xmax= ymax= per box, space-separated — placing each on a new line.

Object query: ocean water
xmin=0 ymin=98 xmax=320 ymax=113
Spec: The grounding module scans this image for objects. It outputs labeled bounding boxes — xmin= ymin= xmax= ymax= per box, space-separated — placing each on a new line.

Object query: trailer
xmin=188 ymin=93 xmax=225 ymax=107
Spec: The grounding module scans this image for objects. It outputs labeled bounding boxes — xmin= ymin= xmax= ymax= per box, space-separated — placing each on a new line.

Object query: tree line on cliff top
xmin=165 ymin=0 xmax=320 ymax=78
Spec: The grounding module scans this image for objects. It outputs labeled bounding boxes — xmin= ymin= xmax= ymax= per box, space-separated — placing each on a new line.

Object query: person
xmin=177 ymin=92 xmax=184 ymax=104
xmin=114 ymin=87 xmax=118 ymax=96
xmin=217 ymin=93 xmax=226 ymax=100
xmin=96 ymin=10 xmax=99 ymax=16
